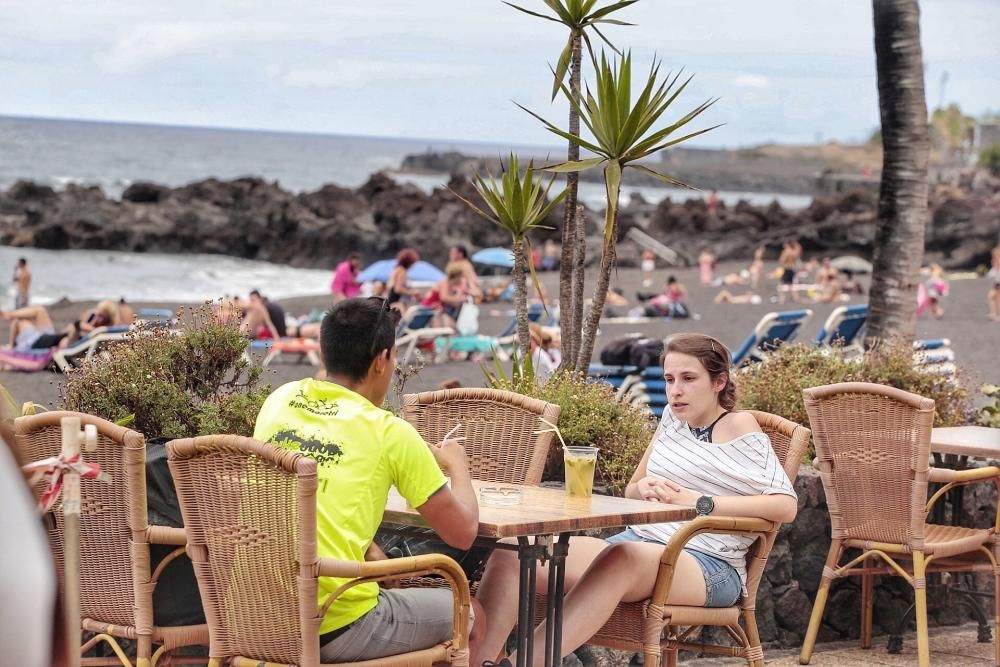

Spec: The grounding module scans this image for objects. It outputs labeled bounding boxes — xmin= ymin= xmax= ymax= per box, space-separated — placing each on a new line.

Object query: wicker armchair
xmin=14 ymin=411 xmax=208 ymax=667
xmin=166 ymin=434 xmax=473 ymax=666
xmin=799 ymin=382 xmax=1000 ymax=667
xmin=402 ymin=388 xmax=561 ymax=484
xmin=546 ymin=410 xmax=811 ymax=667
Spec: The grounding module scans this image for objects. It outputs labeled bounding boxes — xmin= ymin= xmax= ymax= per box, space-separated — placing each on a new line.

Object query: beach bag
xmin=629 ymin=338 xmax=664 ymax=368
xmin=456 ymin=299 xmax=480 ymax=336
xmin=600 ymin=336 xmax=638 ymax=366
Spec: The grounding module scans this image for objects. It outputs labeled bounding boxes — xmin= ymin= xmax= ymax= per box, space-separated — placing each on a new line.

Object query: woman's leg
xmin=518 ymin=542 xmax=708 ymax=667
xmin=4 ymin=305 xmax=53 ymax=328
xmin=473 ymin=536 xmax=612 ymax=664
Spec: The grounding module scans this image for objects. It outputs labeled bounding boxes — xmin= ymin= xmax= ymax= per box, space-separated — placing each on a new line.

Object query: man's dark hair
xmin=452 ymin=245 xmax=468 ymax=259
xmin=17 ymin=258 xmax=26 ymax=266
xmin=348 ymin=252 xmax=360 ymax=260
xmin=249 ymin=289 xmax=262 ymax=299
xmin=320 ymin=298 xmax=400 ymax=382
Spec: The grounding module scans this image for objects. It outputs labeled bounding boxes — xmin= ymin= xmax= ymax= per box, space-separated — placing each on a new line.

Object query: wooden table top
xmin=931 ymin=426 xmax=1000 ymax=459
xmin=384 ymin=482 xmax=696 ymax=539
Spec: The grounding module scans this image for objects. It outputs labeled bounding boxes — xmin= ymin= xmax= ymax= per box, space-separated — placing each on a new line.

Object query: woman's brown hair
xmin=663 ymin=333 xmax=737 ymax=410
xmin=396 ymin=248 xmax=419 ymax=269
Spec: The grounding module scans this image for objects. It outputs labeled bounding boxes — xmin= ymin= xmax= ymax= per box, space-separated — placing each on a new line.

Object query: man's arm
xmin=414 ymin=438 xmax=479 ymax=550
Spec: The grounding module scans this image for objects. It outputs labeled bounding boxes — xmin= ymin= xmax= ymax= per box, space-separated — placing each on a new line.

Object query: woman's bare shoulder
xmin=717 ymin=411 xmax=763 ymax=441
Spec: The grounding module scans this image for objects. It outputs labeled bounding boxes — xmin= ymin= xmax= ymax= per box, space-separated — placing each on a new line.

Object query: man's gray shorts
xmin=319 ymin=588 xmax=473 ymax=662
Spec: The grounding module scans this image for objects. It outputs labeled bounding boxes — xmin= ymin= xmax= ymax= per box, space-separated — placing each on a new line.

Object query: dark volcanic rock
xmin=1 ymin=175 xmax=996 ymax=270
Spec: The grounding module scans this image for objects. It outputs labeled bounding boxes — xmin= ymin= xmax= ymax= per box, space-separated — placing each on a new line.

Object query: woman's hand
xmin=636 ymin=477 xmax=699 ymax=506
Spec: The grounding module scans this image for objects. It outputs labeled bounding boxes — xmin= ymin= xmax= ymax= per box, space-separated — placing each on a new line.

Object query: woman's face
xmin=663 ymin=352 xmax=724 ymax=422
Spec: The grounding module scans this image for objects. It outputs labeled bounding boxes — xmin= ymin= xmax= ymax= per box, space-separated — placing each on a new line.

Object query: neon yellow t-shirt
xmin=253 ymin=378 xmax=446 ymax=634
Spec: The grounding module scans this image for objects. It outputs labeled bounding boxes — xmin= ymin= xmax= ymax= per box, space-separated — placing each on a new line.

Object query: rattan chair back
xmin=803 ymin=382 xmax=935 ymax=550
xmin=167 ymin=435 xmax=319 ymax=665
xmin=15 ymin=411 xmax=146 ymax=628
xmin=402 ymin=388 xmax=561 ymax=484
xmin=740 ymin=410 xmax=812 ymax=606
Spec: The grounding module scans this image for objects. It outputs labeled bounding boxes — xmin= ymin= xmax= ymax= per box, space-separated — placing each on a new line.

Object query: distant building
xmin=973 ymin=121 xmax=1000 ymax=152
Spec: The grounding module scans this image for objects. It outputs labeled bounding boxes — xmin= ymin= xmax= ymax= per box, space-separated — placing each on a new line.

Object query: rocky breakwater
xmin=618 ymin=177 xmax=1000 ymax=269
xmin=1 ymin=172 xmax=996 ymax=271
xmin=0 ymin=174 xmax=528 ymax=268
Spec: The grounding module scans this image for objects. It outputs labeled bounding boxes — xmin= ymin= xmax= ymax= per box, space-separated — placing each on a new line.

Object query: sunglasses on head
xmin=368 ymin=297 xmax=401 ymax=357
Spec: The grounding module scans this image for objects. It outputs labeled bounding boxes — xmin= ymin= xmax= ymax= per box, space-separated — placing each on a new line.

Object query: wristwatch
xmin=695 ymin=495 xmax=715 ymax=516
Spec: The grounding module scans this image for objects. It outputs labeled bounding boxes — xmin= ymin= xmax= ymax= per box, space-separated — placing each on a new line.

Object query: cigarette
xmin=443 ymin=423 xmax=463 ymax=441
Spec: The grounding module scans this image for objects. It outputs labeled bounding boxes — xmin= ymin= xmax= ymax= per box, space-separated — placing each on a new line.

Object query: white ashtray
xmin=479 ymin=487 xmax=523 ymax=506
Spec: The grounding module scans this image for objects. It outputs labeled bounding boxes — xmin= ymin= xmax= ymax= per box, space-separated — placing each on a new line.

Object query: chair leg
xmin=799 ymin=540 xmax=843 ymax=665
xmin=743 ymin=610 xmax=764 ymax=667
xmin=913 ymin=551 xmax=930 ymax=667
xmin=993 ymin=556 xmax=999 ymax=667
xmin=861 ymin=562 xmax=874 ymax=649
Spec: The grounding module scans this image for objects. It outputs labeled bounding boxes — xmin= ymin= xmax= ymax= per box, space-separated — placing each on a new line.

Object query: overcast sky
xmin=1 ymin=0 xmax=997 ymax=148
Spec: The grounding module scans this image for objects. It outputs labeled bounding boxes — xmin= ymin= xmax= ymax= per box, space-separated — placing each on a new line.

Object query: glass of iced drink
xmin=564 ymin=446 xmax=599 ymax=497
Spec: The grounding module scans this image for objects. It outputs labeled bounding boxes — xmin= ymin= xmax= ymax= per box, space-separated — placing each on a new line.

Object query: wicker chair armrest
xmin=316 ymin=554 xmax=472 ymax=652
xmin=649 ymin=515 xmax=776 ymax=607
xmin=147 ymin=525 xmax=187 ymax=546
xmin=926 ymin=466 xmax=1000 ymax=519
xmin=928 ymin=466 xmax=1000 ymax=484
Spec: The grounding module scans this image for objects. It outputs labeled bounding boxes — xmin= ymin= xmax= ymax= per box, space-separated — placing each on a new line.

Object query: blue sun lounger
xmin=815 ymin=304 xmax=868 ymax=349
xmin=731 ymin=309 xmax=814 ymax=367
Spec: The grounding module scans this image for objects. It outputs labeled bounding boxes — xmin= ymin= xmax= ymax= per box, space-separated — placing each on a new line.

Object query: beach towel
xmin=0 ymin=348 xmax=55 ymax=372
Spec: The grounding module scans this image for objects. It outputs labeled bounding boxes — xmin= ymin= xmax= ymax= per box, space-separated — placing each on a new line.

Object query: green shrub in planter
xmin=978 ymin=384 xmax=1000 ymax=428
xmin=61 ymin=309 xmax=270 ymax=439
xmin=736 ymin=340 xmax=973 ymax=459
xmin=489 ymin=369 xmax=655 ymax=496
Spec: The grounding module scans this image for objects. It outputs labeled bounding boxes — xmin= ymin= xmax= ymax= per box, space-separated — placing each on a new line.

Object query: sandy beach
xmin=1 ymin=260 xmax=996 ymax=412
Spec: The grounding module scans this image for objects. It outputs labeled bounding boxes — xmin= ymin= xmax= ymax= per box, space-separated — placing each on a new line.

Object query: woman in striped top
xmin=476 ymin=333 xmax=798 ymax=667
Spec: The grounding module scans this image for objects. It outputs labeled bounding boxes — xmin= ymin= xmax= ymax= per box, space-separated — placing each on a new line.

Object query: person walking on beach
xmin=12 ymin=258 xmax=31 ymax=309
xmin=698 ymin=249 xmax=716 ymax=286
xmin=331 ymin=253 xmax=362 ymax=302
xmin=748 ymin=246 xmax=765 ymax=290
xmin=386 ymin=248 xmax=423 ymax=309
xmin=987 ymin=246 xmax=1000 ymax=321
xmin=777 ymin=241 xmax=799 ymax=303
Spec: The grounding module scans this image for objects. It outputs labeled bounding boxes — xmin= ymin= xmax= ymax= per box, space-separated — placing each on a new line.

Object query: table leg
xmin=515 ymin=537 xmax=538 ymax=667
xmin=545 ymin=533 xmax=571 ymax=667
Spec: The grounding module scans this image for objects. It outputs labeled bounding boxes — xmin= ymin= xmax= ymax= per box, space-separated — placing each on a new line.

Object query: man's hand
xmin=365 ymin=542 xmax=399 ymax=589
xmin=429 ymin=437 xmax=468 ymax=476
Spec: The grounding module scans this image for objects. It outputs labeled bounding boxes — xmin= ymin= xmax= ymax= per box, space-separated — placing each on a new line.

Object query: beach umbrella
xmin=356 ymin=259 xmax=445 ymax=284
xmin=831 ymin=256 xmax=873 ymax=274
xmin=472 ymin=247 xmax=516 ymax=268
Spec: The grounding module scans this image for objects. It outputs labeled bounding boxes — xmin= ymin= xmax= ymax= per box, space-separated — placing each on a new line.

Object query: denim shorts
xmin=606 ymin=527 xmax=742 ymax=607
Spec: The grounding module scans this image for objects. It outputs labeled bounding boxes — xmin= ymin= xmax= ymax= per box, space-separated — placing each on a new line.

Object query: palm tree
xmin=505 ymin=0 xmax=637 ymax=367
xmin=865 ymin=0 xmax=930 ymax=346
xmin=522 ymin=51 xmax=718 ymax=370
xmin=452 ymin=155 xmax=567 ymax=356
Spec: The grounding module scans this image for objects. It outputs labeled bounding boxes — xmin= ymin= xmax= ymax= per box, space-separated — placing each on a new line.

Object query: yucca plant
xmin=452 ymin=155 xmax=567 ymax=355
xmin=505 ymin=0 xmax=637 ymax=365
xmin=521 ymin=50 xmax=719 ymax=370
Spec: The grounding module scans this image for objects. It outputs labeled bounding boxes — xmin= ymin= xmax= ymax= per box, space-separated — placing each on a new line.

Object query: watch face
xmin=696 ymin=496 xmax=714 ymax=514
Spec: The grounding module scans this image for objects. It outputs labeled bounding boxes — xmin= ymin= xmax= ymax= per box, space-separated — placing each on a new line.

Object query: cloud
xmin=95 ymin=22 xmax=281 ymax=73
xmin=268 ymin=59 xmax=480 ymax=89
xmin=733 ymin=74 xmax=771 ymax=89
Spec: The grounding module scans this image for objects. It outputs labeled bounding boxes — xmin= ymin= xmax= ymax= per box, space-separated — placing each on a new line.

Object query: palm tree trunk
xmin=559 ymin=30 xmax=583 ymax=367
xmin=512 ymin=236 xmax=532 ymax=359
xmin=865 ymin=0 xmax=930 ymax=346
xmin=575 ymin=210 xmax=617 ymax=371
xmin=571 ymin=203 xmax=587 ymax=368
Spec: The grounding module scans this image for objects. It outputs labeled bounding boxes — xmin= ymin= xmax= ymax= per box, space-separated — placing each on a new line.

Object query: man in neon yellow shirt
xmin=254 ymin=297 xmax=483 ymax=663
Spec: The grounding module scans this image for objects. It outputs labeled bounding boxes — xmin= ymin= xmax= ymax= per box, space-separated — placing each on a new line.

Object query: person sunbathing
xmin=421 ymin=263 xmax=469 ymax=328
xmin=477 ymin=334 xmax=797 ymax=666
xmin=2 ymin=305 xmax=69 ymax=351
xmin=239 ymin=291 xmax=280 ymax=340
xmin=714 ymin=289 xmax=763 ymax=305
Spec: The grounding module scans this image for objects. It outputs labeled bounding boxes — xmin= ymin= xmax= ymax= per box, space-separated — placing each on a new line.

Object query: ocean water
xmin=0 ymin=115 xmax=809 ymax=302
